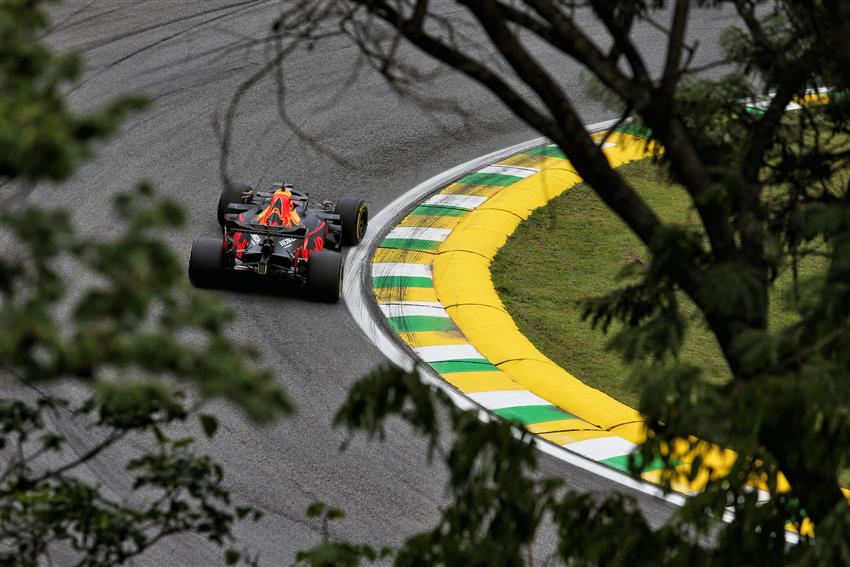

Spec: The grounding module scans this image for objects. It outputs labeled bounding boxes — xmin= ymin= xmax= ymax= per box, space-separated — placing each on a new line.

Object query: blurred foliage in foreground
xmin=0 ymin=1 xmax=291 ymax=564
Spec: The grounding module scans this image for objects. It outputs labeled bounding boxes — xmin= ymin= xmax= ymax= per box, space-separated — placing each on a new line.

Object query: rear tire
xmin=188 ymin=237 xmax=224 ymax=289
xmin=334 ymin=197 xmax=368 ymax=246
xmin=217 ymin=182 xmax=251 ymax=226
xmin=307 ymin=250 xmax=343 ymax=302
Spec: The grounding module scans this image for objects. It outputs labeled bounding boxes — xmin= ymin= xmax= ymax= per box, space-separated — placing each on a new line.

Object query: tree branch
xmin=589 ymin=1 xmax=652 ymax=87
xmin=0 ymin=430 xmax=127 ymax=498
xmin=517 ymin=0 xmax=651 ymax=110
xmin=459 ymin=0 xmax=666 ymax=253
xmin=660 ymin=0 xmax=690 ymax=100
xmin=357 ymin=1 xmax=559 ymax=140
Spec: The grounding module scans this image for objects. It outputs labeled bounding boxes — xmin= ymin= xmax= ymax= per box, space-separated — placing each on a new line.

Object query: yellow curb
xmin=438 ymin=183 xmax=505 ymax=197
xmin=432 ymin=135 xmax=649 ymax=442
xmin=498 ymin=154 xmax=571 ymax=170
xmin=438 ymin=209 xmax=524 ymax=259
xmin=608 ymin=422 xmax=649 ymax=444
xmin=539 ymin=429 xmax=618 ymax=445
xmin=373 ymin=248 xmax=435 ymax=264
xmin=397 ymin=329 xmax=469 ymax=348
xmin=525 ymin=418 xmax=589 ymax=435
xmin=434 ymin=253 xmax=506 ymax=309
xmin=373 ymin=287 xmax=439 ymax=303
xmin=442 ymin=370 xmax=527 ymax=393
xmin=398 ymin=215 xmax=464 ymax=230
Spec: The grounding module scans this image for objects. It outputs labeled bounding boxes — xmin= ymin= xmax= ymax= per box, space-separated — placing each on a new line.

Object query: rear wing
xmin=223 ymin=205 xmax=342 ymax=235
xmin=224 ymin=216 xmax=308 ymax=238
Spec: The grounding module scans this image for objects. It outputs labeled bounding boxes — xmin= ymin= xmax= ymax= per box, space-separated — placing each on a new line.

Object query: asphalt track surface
xmin=25 ymin=2 xmax=740 ymax=564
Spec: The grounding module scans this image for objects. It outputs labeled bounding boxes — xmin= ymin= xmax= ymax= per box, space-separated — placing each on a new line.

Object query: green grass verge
xmin=492 ymin=158 xmax=824 ymax=408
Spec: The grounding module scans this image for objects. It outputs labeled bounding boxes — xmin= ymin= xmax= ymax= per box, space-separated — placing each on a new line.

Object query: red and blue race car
xmin=188 ymin=182 xmax=367 ymax=302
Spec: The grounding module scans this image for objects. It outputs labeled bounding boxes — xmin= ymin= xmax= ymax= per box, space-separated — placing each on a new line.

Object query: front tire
xmin=188 ymin=237 xmax=224 ymax=289
xmin=334 ymin=197 xmax=368 ymax=246
xmin=217 ymin=182 xmax=251 ymax=226
xmin=307 ymin=250 xmax=343 ymax=302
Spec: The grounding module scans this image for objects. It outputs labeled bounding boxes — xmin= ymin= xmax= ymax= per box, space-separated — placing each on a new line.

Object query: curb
xmin=367 ymin=127 xmax=701 ymax=486
xmin=342 ymin=125 xmax=702 ymax=510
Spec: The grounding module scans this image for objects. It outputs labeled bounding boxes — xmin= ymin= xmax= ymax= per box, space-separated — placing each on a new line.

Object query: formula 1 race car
xmin=188 ymin=182 xmax=368 ymax=302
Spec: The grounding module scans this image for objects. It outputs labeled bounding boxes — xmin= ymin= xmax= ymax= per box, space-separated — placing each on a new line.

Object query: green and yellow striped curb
xmin=368 ymin=129 xmax=700 ymax=484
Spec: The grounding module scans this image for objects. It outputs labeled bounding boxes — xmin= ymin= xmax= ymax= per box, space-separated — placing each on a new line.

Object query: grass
xmin=491 ymin=158 xmax=825 ymax=409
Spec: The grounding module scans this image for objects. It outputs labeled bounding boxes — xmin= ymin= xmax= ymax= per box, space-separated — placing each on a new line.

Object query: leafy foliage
xmin=0 ymin=394 xmax=242 ymax=565
xmin=334 ymin=366 xmax=560 ymax=566
xmin=0 ymin=1 xmax=292 ymax=564
xmin=0 ymin=0 xmax=146 ymax=182
xmin=1 ymin=185 xmax=290 ymax=422
xmin=0 ymin=184 xmax=293 ymax=564
xmin=291 ymin=501 xmax=390 ymax=567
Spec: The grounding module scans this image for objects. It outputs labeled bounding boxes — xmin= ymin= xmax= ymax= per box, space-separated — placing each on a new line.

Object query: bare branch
xmin=518 ymin=0 xmax=650 ymax=109
xmin=215 ymin=39 xmax=300 ymax=187
xmin=460 ymin=0 xmax=666 ymax=253
xmin=409 ymin=0 xmax=429 ymax=30
xmin=589 ymin=1 xmax=652 ymax=87
xmin=355 ymin=1 xmax=559 ymax=139
xmin=660 ymin=0 xmax=690 ymax=100
xmin=0 ymin=430 xmax=128 ymax=499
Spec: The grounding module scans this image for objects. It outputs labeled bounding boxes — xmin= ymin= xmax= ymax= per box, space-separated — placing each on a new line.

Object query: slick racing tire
xmin=188 ymin=237 xmax=224 ymax=289
xmin=334 ymin=196 xmax=368 ymax=246
xmin=217 ymin=182 xmax=251 ymax=226
xmin=307 ymin=250 xmax=343 ymax=302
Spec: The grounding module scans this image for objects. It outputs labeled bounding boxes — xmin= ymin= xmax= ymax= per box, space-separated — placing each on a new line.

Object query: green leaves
xmin=0 ymin=183 xmax=293 ymax=564
xmin=0 ymin=392 xmax=268 ymax=566
xmin=333 ymin=364 xmax=443 ymax=457
xmin=305 ymin=501 xmax=345 ymax=521
xmin=553 ymin=491 xmax=704 ymax=567
xmin=293 ymin=501 xmax=387 ymax=567
xmin=0 ymin=3 xmax=293 ymax=560
xmin=696 ymin=262 xmax=766 ymax=320
xmin=200 ymin=413 xmax=219 ymax=438
xmin=293 ymin=542 xmax=388 ymax=567
xmin=0 ymin=182 xmax=294 ymax=421
xmin=94 ymin=380 xmax=186 ymax=429
xmin=334 ymin=364 xmax=562 ymax=566
xmin=0 ymin=0 xmax=148 ymax=182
